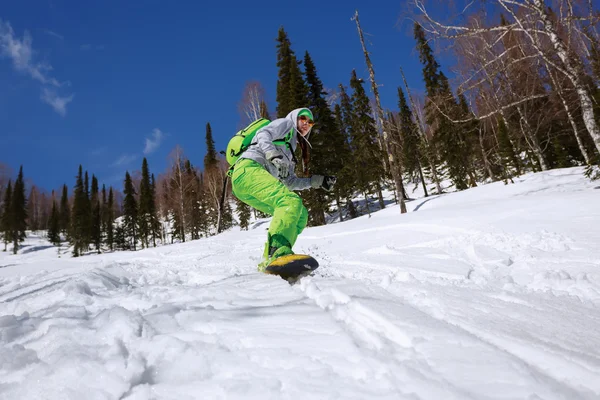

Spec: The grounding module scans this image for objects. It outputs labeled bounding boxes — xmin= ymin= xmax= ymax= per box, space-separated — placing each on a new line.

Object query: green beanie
xmin=298 ymin=109 xmax=314 ymax=120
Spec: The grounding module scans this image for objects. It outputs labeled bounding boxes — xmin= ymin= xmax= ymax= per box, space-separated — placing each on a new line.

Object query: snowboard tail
xmin=264 ymin=254 xmax=319 ymax=282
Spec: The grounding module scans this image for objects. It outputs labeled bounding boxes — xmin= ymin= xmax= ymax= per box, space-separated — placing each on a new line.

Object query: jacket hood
xmin=286 ymin=107 xmax=313 ymax=146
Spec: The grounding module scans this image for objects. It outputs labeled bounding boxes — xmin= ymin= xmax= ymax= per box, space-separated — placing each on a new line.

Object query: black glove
xmin=311 ymin=175 xmax=337 ymax=191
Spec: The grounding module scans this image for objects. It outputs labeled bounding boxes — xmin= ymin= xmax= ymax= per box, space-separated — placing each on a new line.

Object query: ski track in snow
xmin=1 ymin=167 xmax=600 ymax=399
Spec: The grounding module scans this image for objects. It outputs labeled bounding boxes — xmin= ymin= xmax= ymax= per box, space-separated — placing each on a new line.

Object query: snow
xmin=1 ymin=167 xmax=600 ymax=399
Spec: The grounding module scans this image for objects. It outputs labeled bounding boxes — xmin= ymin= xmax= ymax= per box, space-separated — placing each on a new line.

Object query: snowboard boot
xmin=257 ymin=234 xmax=294 ymax=272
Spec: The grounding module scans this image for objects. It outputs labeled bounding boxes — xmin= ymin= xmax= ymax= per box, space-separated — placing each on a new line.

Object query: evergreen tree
xmin=113 ymin=224 xmax=126 ymax=251
xmin=276 ymin=27 xmax=295 ymax=117
xmin=83 ymin=171 xmax=91 ymax=249
xmin=204 ymin=123 xmax=218 ymax=169
xmin=1 ymin=181 xmax=12 ymax=252
xmin=275 ymin=27 xmax=308 ymax=117
xmin=235 ymin=197 xmax=251 ymax=230
xmin=186 ymin=162 xmax=204 ymax=240
xmin=71 ymin=166 xmax=86 ymax=257
xmin=48 ymin=199 xmax=61 ymax=246
xmin=300 ymin=51 xmax=341 ymax=226
xmin=138 ymin=158 xmax=153 ymax=248
xmin=456 ymin=92 xmax=480 ymax=187
xmin=90 ymin=175 xmax=101 ymax=253
xmin=150 ymin=174 xmax=161 ymax=247
xmin=123 ymin=172 xmax=138 ymax=251
xmin=105 ymin=187 xmax=115 ymax=251
xmin=397 ymin=87 xmax=426 ymax=193
xmin=338 ymin=85 xmax=360 ymax=219
xmin=10 ymin=166 xmax=27 ymax=254
xmin=414 ymin=23 xmax=469 ymax=190
xmin=59 ymin=184 xmax=70 ymax=241
xmin=497 ymin=119 xmax=521 ymax=178
xmin=332 ymin=103 xmax=355 ymax=220
xmin=349 ymin=70 xmax=385 ymax=213
xmin=101 ymin=185 xmax=107 ymax=244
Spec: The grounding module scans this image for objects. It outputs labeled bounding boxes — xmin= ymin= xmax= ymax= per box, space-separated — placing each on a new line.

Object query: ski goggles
xmin=299 ymin=115 xmax=315 ymax=127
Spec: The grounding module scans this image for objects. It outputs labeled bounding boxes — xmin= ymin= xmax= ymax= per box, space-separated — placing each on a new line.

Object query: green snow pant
xmin=231 ymin=159 xmax=308 ymax=251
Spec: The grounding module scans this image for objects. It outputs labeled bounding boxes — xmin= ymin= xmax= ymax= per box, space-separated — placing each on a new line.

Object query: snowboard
xmin=264 ymin=254 xmax=319 ymax=283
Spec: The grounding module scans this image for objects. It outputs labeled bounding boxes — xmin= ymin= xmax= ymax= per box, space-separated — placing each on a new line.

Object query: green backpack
xmin=225 ymin=118 xmax=271 ymax=166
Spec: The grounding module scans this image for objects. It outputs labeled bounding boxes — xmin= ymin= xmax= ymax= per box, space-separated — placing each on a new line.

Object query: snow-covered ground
xmin=1 ymin=167 xmax=599 ymax=400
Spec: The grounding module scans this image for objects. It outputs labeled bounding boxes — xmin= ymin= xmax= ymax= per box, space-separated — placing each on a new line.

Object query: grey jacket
xmin=239 ymin=108 xmax=312 ymax=191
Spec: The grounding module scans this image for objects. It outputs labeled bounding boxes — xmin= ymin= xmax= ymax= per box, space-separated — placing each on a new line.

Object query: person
xmin=231 ymin=107 xmax=336 ymax=271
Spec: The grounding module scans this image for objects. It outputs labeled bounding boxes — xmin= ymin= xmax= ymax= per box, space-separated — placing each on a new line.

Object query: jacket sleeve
xmin=283 ymin=174 xmax=312 ymax=191
xmin=253 ymin=119 xmax=294 ymax=161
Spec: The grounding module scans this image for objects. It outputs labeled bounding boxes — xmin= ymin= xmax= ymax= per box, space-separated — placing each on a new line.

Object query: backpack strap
xmin=272 ymin=128 xmax=298 ymax=164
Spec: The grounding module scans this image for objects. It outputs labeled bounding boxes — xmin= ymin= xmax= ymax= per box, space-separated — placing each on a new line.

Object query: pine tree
xmin=397 ymin=87 xmax=428 ymax=196
xmin=48 ymin=199 xmax=61 ymax=246
xmin=204 ymin=123 xmax=218 ymax=169
xmin=497 ymin=119 xmax=521 ymax=178
xmin=414 ymin=23 xmax=469 ymax=190
xmin=456 ymin=92 xmax=479 ymax=187
xmin=83 ymin=171 xmax=91 ymax=249
xmin=71 ymin=166 xmax=86 ymax=257
xmin=235 ymin=197 xmax=251 ymax=230
xmin=101 ymin=185 xmax=107 ymax=244
xmin=332 ymin=103 xmax=355 ymax=220
xmin=90 ymin=175 xmax=101 ymax=253
xmin=105 ymin=187 xmax=115 ymax=251
xmin=300 ymin=51 xmax=340 ymax=226
xmin=123 ymin=172 xmax=138 ymax=251
xmin=276 ymin=27 xmax=295 ymax=118
xmin=113 ymin=224 xmax=126 ymax=251
xmin=1 ymin=181 xmax=12 ymax=252
xmin=150 ymin=174 xmax=161 ymax=247
xmin=338 ymin=85 xmax=360 ymax=219
xmin=11 ymin=166 xmax=27 ymax=254
xmin=138 ymin=158 xmax=153 ymax=248
xmin=59 ymin=184 xmax=70 ymax=241
xmin=349 ymin=70 xmax=385 ymax=213
xmin=275 ymin=27 xmax=308 ymax=117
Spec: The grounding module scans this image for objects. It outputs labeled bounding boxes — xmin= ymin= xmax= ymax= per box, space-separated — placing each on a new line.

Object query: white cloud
xmin=143 ymin=128 xmax=165 ymax=155
xmin=112 ymin=154 xmax=138 ymax=167
xmin=0 ymin=20 xmax=61 ymax=87
xmin=43 ymin=29 xmax=64 ymax=40
xmin=41 ymin=88 xmax=73 ymax=117
xmin=0 ymin=19 xmax=73 ymax=115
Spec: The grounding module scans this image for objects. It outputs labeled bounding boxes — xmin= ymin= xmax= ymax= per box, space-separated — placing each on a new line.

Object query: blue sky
xmin=0 ymin=0 xmax=429 ymax=194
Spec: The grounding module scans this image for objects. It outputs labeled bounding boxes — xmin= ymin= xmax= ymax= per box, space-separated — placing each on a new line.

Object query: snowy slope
xmin=1 ymin=167 xmax=599 ymax=400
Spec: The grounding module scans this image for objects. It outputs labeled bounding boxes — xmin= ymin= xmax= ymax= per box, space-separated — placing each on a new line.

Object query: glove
xmin=311 ymin=175 xmax=337 ymax=191
xmin=266 ymin=151 xmax=291 ymax=179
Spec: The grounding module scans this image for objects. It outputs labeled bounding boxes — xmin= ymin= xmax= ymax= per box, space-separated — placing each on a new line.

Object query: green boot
xmin=257 ymin=234 xmax=294 ymax=272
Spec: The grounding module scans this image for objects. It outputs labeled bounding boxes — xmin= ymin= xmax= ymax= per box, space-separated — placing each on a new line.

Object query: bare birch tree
xmin=238 ymin=81 xmax=268 ymax=124
xmin=352 ymin=10 xmax=407 ymax=213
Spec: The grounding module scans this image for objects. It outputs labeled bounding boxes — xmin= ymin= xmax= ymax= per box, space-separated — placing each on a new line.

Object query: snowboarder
xmin=231 ymin=108 xmax=336 ymax=271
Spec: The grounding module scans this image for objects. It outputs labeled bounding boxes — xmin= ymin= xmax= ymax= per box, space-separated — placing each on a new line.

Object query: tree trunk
xmin=516 ymin=106 xmax=548 ymax=170
xmin=353 ymin=10 xmax=407 ymax=213
xmin=547 ymin=66 xmax=593 ymax=164
xmin=401 ymin=68 xmax=442 ymax=194
xmin=363 ymin=192 xmax=371 ymax=217
xmin=376 ymin=183 xmax=385 ymax=210
xmin=216 ymin=175 xmax=228 ymax=234
xmin=335 ymin=194 xmax=344 ymax=222
xmin=479 ymin=127 xmax=496 ymax=181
